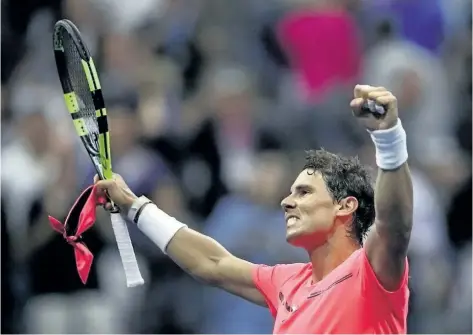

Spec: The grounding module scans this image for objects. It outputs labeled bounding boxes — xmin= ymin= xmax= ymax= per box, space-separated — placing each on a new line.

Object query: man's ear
xmin=335 ymin=196 xmax=358 ymax=218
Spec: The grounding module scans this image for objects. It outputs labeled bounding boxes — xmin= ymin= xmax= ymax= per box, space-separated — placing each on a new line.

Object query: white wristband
xmin=368 ymin=119 xmax=408 ymax=170
xmin=135 ymin=203 xmax=187 ymax=254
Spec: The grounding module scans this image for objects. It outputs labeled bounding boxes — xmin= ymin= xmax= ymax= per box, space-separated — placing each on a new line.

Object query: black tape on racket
xmin=361 ymin=99 xmax=387 ymax=117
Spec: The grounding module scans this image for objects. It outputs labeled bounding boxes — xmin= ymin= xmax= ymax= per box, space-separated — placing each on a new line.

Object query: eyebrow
xmin=290 ymin=184 xmax=315 ymax=194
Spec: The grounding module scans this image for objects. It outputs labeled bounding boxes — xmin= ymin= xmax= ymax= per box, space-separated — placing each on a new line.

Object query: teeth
xmin=287 ymin=217 xmax=297 ymax=225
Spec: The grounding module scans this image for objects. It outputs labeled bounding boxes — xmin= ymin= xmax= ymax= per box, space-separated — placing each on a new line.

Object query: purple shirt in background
xmin=367 ymin=0 xmax=445 ymax=54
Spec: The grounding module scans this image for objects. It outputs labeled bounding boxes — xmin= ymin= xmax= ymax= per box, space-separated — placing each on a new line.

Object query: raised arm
xmin=351 ymin=85 xmax=413 ymax=291
xmin=366 ymin=162 xmax=413 ymax=290
xmin=94 ymin=175 xmax=266 ymax=306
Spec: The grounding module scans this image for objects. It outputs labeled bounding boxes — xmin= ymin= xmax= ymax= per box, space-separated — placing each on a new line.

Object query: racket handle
xmin=361 ymin=100 xmax=386 ymax=115
xmin=110 ymin=212 xmax=145 ymax=287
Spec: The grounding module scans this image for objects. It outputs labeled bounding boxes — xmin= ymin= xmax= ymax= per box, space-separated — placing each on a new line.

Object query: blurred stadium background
xmin=1 ymin=0 xmax=471 ymax=333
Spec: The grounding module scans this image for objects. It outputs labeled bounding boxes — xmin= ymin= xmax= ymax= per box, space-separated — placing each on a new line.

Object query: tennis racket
xmin=53 ymin=19 xmax=144 ymax=287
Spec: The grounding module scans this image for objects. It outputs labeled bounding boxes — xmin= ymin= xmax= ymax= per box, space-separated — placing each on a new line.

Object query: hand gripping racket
xmin=361 ymin=100 xmax=387 ymax=116
xmin=53 ymin=19 xmax=144 ymax=287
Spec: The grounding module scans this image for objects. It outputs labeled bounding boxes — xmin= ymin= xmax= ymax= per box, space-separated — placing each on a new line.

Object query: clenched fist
xmin=350 ymin=85 xmax=399 ymax=131
xmin=94 ymin=174 xmax=137 ymax=212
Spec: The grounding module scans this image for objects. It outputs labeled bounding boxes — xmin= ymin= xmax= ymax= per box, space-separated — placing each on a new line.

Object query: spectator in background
xmin=2 ymin=107 xmax=108 ymax=333
xmin=277 ymin=0 xmax=361 ymax=104
xmin=366 ymin=0 xmax=445 ymax=55
xmin=403 ymin=169 xmax=454 ymax=333
xmin=273 ymin=0 xmax=365 ymax=156
xmin=176 ymin=64 xmax=276 ymax=218
xmin=443 ymin=241 xmax=472 ymax=333
xmin=1 ymin=110 xmax=66 ymax=272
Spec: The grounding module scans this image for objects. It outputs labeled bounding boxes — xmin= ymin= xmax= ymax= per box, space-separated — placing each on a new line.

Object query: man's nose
xmin=281 ymin=195 xmax=296 ymax=211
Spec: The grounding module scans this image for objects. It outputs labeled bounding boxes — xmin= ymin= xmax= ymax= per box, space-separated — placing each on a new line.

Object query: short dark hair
xmin=303 ymin=149 xmax=375 ymax=245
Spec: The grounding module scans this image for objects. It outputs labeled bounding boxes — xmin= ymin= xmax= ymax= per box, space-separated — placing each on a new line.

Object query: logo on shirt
xmin=279 ymin=291 xmax=298 ymax=313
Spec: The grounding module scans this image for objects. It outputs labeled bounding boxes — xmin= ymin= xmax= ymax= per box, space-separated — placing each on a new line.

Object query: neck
xmin=308 ymin=228 xmax=359 ymax=283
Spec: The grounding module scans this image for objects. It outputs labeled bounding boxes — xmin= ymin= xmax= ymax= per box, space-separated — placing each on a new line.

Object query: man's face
xmin=280 ymin=169 xmax=338 ymax=249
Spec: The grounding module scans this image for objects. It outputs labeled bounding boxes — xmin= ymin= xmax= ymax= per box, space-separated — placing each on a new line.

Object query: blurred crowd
xmin=1 ymin=0 xmax=471 ymax=333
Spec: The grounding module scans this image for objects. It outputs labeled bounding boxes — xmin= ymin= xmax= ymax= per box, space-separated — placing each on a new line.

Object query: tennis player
xmin=96 ymin=85 xmax=412 ymax=334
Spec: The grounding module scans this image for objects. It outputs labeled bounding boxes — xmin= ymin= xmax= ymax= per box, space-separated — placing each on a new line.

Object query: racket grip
xmin=361 ymin=100 xmax=386 ymax=115
xmin=110 ymin=212 xmax=145 ymax=287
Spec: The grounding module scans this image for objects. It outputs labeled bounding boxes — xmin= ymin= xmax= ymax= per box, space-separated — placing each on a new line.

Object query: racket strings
xmin=62 ymin=33 xmax=97 ymax=118
xmin=62 ymin=32 xmax=101 ymax=148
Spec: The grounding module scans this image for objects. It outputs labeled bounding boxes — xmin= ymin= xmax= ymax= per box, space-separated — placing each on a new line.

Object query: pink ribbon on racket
xmin=48 ymin=185 xmax=107 ymax=284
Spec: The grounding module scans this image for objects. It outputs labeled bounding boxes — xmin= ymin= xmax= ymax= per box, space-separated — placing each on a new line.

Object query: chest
xmin=273 ymin=271 xmax=363 ymax=334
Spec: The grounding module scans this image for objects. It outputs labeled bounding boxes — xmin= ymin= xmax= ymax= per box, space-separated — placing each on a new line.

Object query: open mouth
xmin=286 ymin=215 xmax=299 ymax=226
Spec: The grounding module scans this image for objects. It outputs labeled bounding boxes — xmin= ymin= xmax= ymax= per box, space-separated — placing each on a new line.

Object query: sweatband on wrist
xmin=136 ymin=204 xmax=187 ymax=254
xmin=368 ymin=119 xmax=408 ymax=170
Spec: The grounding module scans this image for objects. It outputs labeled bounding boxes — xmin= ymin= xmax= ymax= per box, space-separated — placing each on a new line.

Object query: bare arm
xmin=166 ymin=228 xmax=267 ymax=306
xmin=352 ymin=85 xmax=414 ymax=291
xmin=365 ymin=163 xmax=413 ymax=290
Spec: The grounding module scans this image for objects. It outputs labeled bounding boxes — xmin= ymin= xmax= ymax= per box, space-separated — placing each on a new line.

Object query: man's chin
xmin=286 ymin=231 xmax=305 ymax=247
